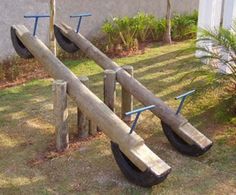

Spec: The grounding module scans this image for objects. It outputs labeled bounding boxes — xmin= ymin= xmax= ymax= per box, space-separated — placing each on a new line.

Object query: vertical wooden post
xmin=53 ymin=80 xmax=69 ymax=152
xmin=89 ymin=122 xmax=97 ymax=136
xmin=104 ymin=69 xmax=116 ymax=111
xmin=122 ymin=66 xmax=134 ymax=123
xmin=50 ymin=0 xmax=57 ymax=55
xmin=77 ymin=76 xmax=89 ymax=138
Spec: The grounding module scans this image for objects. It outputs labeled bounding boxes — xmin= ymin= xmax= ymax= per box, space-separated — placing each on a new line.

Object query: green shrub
xmin=102 ymin=11 xmax=198 ymax=52
xmin=102 ymin=21 xmax=119 ymax=48
xmin=102 ymin=16 xmax=138 ymax=50
xmin=197 ymin=22 xmax=236 ymax=91
xmin=113 ymin=16 xmax=138 ymax=49
xmin=102 ymin=12 xmax=157 ymax=50
xmin=172 ymin=11 xmax=198 ymax=41
xmin=134 ymin=13 xmax=155 ymax=42
xmin=149 ymin=18 xmax=166 ymax=41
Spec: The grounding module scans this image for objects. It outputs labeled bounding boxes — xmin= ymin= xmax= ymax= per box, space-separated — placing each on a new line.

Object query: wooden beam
xmin=53 ymin=80 xmax=69 ymax=151
xmin=56 ymin=23 xmax=213 ymax=150
xmin=13 ymin=25 xmax=171 ymax=175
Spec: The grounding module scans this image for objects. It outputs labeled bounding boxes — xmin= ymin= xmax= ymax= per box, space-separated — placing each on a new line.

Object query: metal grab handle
xmin=175 ymin=89 xmax=195 ymax=115
xmin=125 ymin=105 xmax=156 ymax=134
xmin=24 ymin=15 xmax=50 ymax=36
xmin=70 ymin=13 xmax=92 ymax=33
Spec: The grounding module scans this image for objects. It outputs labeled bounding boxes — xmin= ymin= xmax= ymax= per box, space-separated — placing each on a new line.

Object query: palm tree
xmin=196 ymin=22 xmax=236 ymax=89
xmin=163 ymin=0 xmax=172 ymax=44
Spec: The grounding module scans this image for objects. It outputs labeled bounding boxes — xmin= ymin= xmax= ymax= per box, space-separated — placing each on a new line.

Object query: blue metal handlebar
xmin=126 ymin=105 xmax=156 ymax=116
xmin=70 ymin=13 xmax=92 ymax=18
xmin=24 ymin=15 xmax=50 ymax=18
xmin=24 ymin=15 xmax=50 ymax=36
xmin=126 ymin=105 xmax=156 ymax=134
xmin=70 ymin=13 xmax=92 ymax=33
xmin=125 ymin=90 xmax=195 ymax=134
xmin=175 ymin=89 xmax=195 ymax=115
xmin=175 ymin=89 xmax=196 ymax=100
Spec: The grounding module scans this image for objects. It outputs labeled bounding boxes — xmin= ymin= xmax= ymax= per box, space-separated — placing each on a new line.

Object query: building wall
xmin=0 ymin=0 xmax=199 ymax=61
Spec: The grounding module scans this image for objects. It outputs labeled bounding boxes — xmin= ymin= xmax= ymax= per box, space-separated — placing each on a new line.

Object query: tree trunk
xmin=50 ymin=0 xmax=57 ymax=55
xmin=163 ymin=0 xmax=172 ymax=44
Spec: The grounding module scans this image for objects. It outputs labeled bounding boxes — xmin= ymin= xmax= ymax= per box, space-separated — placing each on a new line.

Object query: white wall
xmin=0 ymin=0 xmax=199 ymax=61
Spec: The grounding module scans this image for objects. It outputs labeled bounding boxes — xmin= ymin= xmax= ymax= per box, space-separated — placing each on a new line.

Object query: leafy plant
xmin=113 ymin=16 xmax=138 ymax=50
xmin=102 ymin=21 xmax=119 ymax=48
xmin=172 ymin=11 xmax=198 ymax=40
xmin=101 ymin=11 xmax=198 ymax=53
xmin=133 ymin=13 xmax=155 ymax=42
xmin=102 ymin=16 xmax=138 ymax=50
xmin=196 ymin=21 xmax=236 ymax=90
xmin=150 ymin=19 xmax=166 ymax=41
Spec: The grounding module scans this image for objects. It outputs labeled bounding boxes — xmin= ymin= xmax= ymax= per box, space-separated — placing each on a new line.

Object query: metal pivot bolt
xmin=125 ymin=105 xmax=156 ymax=134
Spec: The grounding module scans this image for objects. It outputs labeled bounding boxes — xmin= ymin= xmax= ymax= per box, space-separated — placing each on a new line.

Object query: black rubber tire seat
xmin=54 ymin=25 xmax=79 ymax=53
xmin=161 ymin=121 xmax=213 ymax=157
xmin=11 ymin=26 xmax=33 ymax=59
xmin=111 ymin=141 xmax=170 ymax=187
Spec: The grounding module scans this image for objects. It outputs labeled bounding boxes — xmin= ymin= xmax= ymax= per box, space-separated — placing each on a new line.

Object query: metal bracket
xmin=175 ymin=89 xmax=195 ymax=115
xmin=70 ymin=13 xmax=92 ymax=33
xmin=125 ymin=105 xmax=156 ymax=134
xmin=24 ymin=15 xmax=50 ymax=36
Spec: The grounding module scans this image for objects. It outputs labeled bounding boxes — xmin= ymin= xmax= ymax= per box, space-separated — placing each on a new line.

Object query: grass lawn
xmin=0 ymin=40 xmax=235 ymax=194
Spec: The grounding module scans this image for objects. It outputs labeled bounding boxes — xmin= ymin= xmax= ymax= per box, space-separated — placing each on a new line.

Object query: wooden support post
xmin=104 ymin=69 xmax=116 ymax=111
xmin=89 ymin=122 xmax=97 ymax=136
xmin=77 ymin=76 xmax=89 ymax=138
xmin=122 ymin=66 xmax=134 ymax=123
xmin=53 ymin=80 xmax=69 ymax=151
xmin=50 ymin=0 xmax=57 ymax=55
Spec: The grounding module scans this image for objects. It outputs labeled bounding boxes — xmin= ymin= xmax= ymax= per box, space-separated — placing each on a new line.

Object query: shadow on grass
xmin=1 ymin=43 xmax=235 ymax=193
xmin=125 ymin=48 xmax=194 ymax=69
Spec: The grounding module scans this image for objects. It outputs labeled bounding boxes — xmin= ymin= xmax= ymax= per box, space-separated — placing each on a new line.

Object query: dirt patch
xmin=0 ymin=58 xmax=48 ymax=89
xmin=27 ymin=132 xmax=103 ymax=167
xmin=0 ymin=41 xmax=167 ymax=90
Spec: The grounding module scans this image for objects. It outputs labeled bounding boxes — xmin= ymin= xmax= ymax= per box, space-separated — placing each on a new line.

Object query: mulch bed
xmin=0 ymin=42 xmax=157 ymax=90
xmin=0 ymin=59 xmax=48 ymax=89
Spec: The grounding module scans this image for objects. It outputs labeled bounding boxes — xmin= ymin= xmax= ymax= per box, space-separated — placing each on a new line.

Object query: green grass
xmin=0 ymin=40 xmax=236 ymax=194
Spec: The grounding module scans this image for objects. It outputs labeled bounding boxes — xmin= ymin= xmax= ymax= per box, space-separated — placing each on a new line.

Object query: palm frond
xmin=196 ymin=23 xmax=236 ymax=89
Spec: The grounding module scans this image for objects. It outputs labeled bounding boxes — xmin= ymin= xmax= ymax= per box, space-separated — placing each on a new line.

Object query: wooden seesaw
xmin=53 ymin=23 xmax=213 ymax=157
xmin=11 ymin=24 xmax=171 ymax=187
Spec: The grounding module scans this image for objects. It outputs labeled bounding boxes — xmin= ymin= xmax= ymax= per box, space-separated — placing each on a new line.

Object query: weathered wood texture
xmin=89 ymin=121 xmax=97 ymax=136
xmin=122 ymin=66 xmax=134 ymax=123
xmin=77 ymin=76 xmax=89 ymax=138
xmin=104 ymin=69 xmax=116 ymax=111
xmin=50 ymin=0 xmax=56 ymax=55
xmin=13 ymin=25 xmax=171 ymax=175
xmin=53 ymin=80 xmax=69 ymax=151
xmin=56 ymin=23 xmax=212 ymax=149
